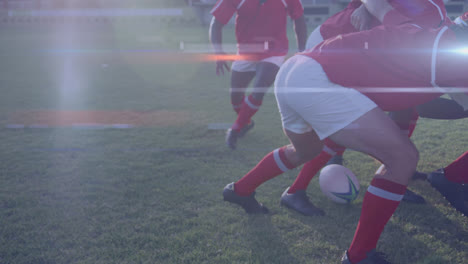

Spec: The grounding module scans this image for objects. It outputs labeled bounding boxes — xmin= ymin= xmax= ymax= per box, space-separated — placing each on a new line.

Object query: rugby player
xmin=222 ymin=0 xmax=468 ymax=262
xmin=281 ymin=0 xmax=468 ymax=213
xmin=209 ymin=0 xmax=307 ymax=150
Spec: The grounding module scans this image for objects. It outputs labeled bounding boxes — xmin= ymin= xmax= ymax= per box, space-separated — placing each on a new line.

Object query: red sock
xmin=347 ymin=178 xmax=407 ymax=263
xmin=407 ymin=110 xmax=419 ymax=138
xmin=234 ymin=146 xmax=296 ymax=196
xmin=444 ymin=151 xmax=468 ymax=184
xmin=232 ymin=94 xmax=262 ymax=131
xmin=231 ymin=95 xmax=244 ymax=115
xmin=328 ymin=138 xmax=346 ymax=156
xmin=288 ymin=139 xmax=345 ymax=194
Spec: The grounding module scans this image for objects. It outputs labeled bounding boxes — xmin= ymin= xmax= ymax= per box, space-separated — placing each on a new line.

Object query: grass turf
xmin=0 ymin=20 xmax=467 ymax=264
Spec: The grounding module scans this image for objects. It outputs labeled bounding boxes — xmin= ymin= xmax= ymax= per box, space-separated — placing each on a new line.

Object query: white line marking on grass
xmin=71 ymin=123 xmax=134 ymax=129
xmin=72 ymin=123 xmax=111 ymax=129
xmin=5 ymin=123 xmax=134 ymax=129
xmin=111 ymin=124 xmax=134 ymax=129
xmin=25 ymin=146 xmax=274 ymax=153
xmin=6 ymin=124 xmax=25 ymax=129
xmin=29 ymin=124 xmax=49 ymax=129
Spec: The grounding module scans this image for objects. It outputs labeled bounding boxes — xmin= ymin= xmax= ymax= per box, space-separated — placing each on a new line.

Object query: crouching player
xmin=222 ymin=0 xmax=468 ymax=262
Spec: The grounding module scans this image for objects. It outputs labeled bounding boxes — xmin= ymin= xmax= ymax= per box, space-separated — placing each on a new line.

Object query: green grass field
xmin=0 ymin=20 xmax=467 ymax=264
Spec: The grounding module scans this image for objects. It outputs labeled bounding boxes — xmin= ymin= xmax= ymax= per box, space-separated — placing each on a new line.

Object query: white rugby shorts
xmin=274 ymin=55 xmax=377 ymax=139
xmin=231 ymin=56 xmax=285 ymax=72
xmin=305 ymin=25 xmax=324 ymax=50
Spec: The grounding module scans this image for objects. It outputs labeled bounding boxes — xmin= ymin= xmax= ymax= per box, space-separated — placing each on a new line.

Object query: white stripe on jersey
xmin=281 ymin=0 xmax=288 ymax=8
xmin=367 ymin=185 xmax=404 ymax=201
xmin=211 ymin=0 xmax=225 ymax=14
xmin=273 ymin=148 xmax=290 ymax=172
xmin=425 ymin=0 xmax=445 ymax=23
xmin=237 ymin=0 xmax=247 ymax=10
xmin=431 ymin=26 xmax=449 ymax=90
xmin=409 ymin=23 xmax=422 ymax=29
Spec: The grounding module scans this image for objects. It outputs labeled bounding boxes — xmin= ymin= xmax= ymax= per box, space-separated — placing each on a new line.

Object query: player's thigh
xmin=255 ymin=61 xmax=280 ymax=85
xmin=276 ymin=55 xmax=376 ymax=140
xmin=328 ymin=107 xmax=419 ymax=183
xmin=231 ymin=70 xmax=256 ymax=90
xmin=284 ymin=129 xmax=324 ymax=164
xmin=388 ymin=107 xmax=416 ymax=127
xmin=251 ymin=59 xmax=282 ymax=95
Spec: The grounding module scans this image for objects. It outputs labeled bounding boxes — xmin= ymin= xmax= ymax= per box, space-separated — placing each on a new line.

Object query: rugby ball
xmin=319 ymin=164 xmax=360 ymax=204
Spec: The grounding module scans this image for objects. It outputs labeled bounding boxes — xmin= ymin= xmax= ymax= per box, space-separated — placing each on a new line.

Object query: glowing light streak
xmin=9 ymin=8 xmax=183 ymax=17
xmin=457 ymin=48 xmax=468 ymax=55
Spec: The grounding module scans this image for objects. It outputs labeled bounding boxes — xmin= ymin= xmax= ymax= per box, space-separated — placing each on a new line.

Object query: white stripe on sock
xmin=245 ymin=96 xmax=260 ymax=110
xmin=367 ymin=185 xmax=404 ymax=201
xmin=322 ymin=145 xmax=336 ymax=156
xmin=273 ymin=148 xmax=289 ymax=172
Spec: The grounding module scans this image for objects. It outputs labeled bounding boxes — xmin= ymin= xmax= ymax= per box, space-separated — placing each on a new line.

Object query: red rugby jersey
xmin=304 ymin=10 xmax=468 ymax=111
xmin=320 ymin=0 xmax=448 ymax=41
xmin=211 ymin=0 xmax=304 ymax=60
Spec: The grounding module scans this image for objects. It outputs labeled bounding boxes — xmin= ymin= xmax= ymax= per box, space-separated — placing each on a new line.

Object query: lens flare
xmin=458 ymin=48 xmax=468 ymax=55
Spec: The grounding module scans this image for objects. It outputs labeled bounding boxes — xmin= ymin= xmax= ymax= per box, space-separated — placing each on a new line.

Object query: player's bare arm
xmin=361 ymin=0 xmax=394 ymax=23
xmin=293 ymin=15 xmax=307 ymax=52
xmin=209 ymin=17 xmax=230 ymax=76
xmin=351 ymin=3 xmax=373 ymax=31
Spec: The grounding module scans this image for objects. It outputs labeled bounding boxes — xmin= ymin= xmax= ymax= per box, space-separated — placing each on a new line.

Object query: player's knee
xmin=391 ymin=143 xmax=419 ymax=173
xmin=406 ymin=144 xmax=419 ymax=168
xmin=284 ymin=144 xmax=321 ymax=166
xmin=295 ymin=146 xmax=322 ymax=164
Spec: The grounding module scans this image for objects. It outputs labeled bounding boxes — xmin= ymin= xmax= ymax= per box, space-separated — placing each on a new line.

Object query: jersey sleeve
xmin=210 ymin=0 xmax=237 ymax=25
xmin=435 ymin=30 xmax=468 ymax=89
xmin=382 ymin=9 xmax=412 ymax=26
xmin=286 ymin=0 xmax=304 ymax=20
xmin=390 ymin=0 xmax=446 ymax=29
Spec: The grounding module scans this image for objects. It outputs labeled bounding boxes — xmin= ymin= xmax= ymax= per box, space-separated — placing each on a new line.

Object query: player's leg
xmin=277 ymin=59 xmax=417 ymax=260
xmin=288 ymin=95 xmax=418 ymax=263
xmin=227 ymin=60 xmax=280 ymax=149
xmin=416 ymin=97 xmax=468 ymax=119
xmin=222 ymin=131 xmax=323 ymax=214
xmin=230 ymin=70 xmax=256 ymax=115
xmin=387 ymin=108 xmax=426 ymax=204
xmin=327 ymin=108 xmax=419 ymax=264
xmin=225 ymin=61 xmax=256 ymax=149
xmin=280 ymin=136 xmax=345 ymax=215
xmin=288 ymin=139 xmax=345 ymax=193
xmin=236 ymin=60 xmax=280 ymax=130
xmin=222 ymin=55 xmax=318 ymax=213
xmin=281 ymin=139 xmax=345 ymax=215
xmin=277 ymin=55 xmax=418 ymax=242
xmin=286 ymin=95 xmax=417 ymax=262
xmin=428 ymin=151 xmax=468 ymax=216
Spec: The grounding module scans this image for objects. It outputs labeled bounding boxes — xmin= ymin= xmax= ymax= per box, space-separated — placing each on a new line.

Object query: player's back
xmin=320 ymin=0 xmax=448 ymax=41
xmin=304 ymin=20 xmax=463 ymax=110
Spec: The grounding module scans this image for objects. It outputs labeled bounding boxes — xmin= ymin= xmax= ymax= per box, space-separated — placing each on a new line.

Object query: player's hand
xmin=215 ymin=57 xmax=230 ymax=76
xmin=351 ymin=4 xmax=372 ymax=31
